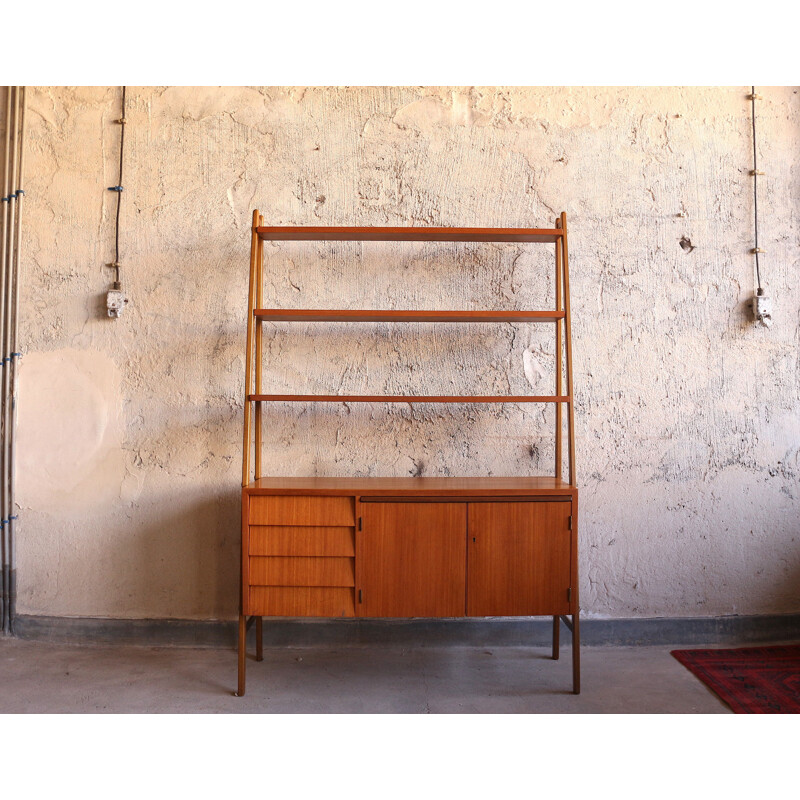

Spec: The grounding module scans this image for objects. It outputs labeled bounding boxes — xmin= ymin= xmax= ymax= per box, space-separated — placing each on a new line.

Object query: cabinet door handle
xmin=358 ymin=589 xmax=363 ymax=603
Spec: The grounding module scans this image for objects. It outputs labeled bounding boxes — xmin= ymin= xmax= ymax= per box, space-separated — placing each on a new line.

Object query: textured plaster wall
xmin=10 ymin=86 xmax=800 ymax=621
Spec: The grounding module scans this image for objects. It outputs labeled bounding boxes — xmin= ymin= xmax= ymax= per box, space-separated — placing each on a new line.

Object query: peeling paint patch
xmin=16 ymin=349 xmax=126 ymax=512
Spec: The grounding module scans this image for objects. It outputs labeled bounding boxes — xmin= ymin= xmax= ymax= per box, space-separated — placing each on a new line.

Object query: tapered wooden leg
xmin=552 ymin=615 xmax=560 ymax=659
xmin=572 ymin=611 xmax=580 ymax=695
xmin=256 ymin=616 xmax=263 ymax=661
xmin=235 ymin=614 xmax=247 ymax=697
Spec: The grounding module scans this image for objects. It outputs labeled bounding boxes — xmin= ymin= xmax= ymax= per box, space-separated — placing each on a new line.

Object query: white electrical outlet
xmin=754 ymin=289 xmax=772 ymax=328
xmin=107 ymin=288 xmax=128 ymax=318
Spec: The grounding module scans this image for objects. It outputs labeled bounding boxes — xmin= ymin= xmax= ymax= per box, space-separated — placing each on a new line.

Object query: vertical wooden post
xmin=235 ymin=614 xmax=247 ymax=697
xmin=572 ymin=611 xmax=581 ymax=694
xmin=570 ymin=488 xmax=580 ymax=693
xmin=552 ymin=615 xmax=560 ymax=659
xmin=555 ymin=219 xmax=563 ymax=482
xmin=242 ymin=210 xmax=259 ymax=487
xmin=254 ymin=213 xmax=264 ymax=479
xmin=560 ymin=212 xmax=576 ymax=487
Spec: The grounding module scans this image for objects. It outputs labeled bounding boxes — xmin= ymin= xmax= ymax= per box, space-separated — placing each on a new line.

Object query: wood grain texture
xmin=254 ymin=309 xmax=565 ymax=323
xmin=249 ymin=556 xmax=355 ymax=587
xmin=570 ymin=492 xmax=580 ymax=614
xmin=241 ymin=209 xmax=259 ymax=487
xmin=358 ymin=502 xmax=467 ymax=617
xmin=246 ymin=476 xmax=576 ymax=496
xmin=249 ymin=586 xmax=354 ymax=617
xmin=241 ymin=493 xmax=250 ymax=613
xmin=467 ymin=502 xmax=572 ymax=617
xmin=256 ymin=226 xmax=562 ymax=242
xmin=561 ymin=212 xmax=577 ymax=487
xmin=249 ymin=525 xmax=355 ymax=556
xmin=555 ymin=216 xmax=563 ymax=481
xmin=254 ymin=212 xmax=264 ymax=479
xmin=249 ymin=495 xmax=355 ymax=526
xmin=249 ymin=394 xmax=570 ymax=404
xmin=361 ymin=495 xmax=571 ymax=503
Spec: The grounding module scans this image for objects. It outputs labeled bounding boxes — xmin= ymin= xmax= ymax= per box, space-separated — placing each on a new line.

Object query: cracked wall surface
xmin=8 ymin=86 xmax=800 ymax=620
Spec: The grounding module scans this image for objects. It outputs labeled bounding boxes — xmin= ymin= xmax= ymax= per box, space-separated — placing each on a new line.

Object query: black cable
xmin=114 ymin=86 xmax=126 ymax=285
xmin=750 ymin=85 xmax=762 ymax=292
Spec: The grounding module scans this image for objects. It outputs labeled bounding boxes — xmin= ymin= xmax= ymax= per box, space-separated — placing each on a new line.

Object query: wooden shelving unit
xmin=237 ymin=211 xmax=579 ymax=697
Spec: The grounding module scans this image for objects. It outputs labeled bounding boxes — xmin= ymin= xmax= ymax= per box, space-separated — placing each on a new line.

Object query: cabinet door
xmin=467 ymin=502 xmax=571 ymax=617
xmin=358 ymin=502 xmax=467 ymax=617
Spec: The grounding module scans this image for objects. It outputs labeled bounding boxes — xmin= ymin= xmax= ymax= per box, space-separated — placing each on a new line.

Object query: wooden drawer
xmin=250 ymin=526 xmax=355 ymax=557
xmin=250 ymin=556 xmax=355 ymax=587
xmin=249 ymin=495 xmax=354 ymax=526
xmin=249 ymin=586 xmax=355 ymax=617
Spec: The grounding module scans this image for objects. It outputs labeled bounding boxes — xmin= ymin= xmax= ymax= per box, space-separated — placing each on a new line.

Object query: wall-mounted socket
xmin=107 ymin=284 xmax=128 ymax=318
xmin=753 ymin=288 xmax=772 ymax=328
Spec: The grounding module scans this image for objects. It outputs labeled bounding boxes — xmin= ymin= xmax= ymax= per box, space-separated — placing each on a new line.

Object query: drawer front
xmin=249 ymin=586 xmax=355 ymax=617
xmin=250 ymin=526 xmax=355 ymax=557
xmin=250 ymin=556 xmax=354 ymax=587
xmin=249 ymin=495 xmax=354 ymax=526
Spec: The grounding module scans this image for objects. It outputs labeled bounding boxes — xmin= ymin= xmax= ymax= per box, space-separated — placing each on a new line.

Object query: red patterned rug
xmin=671 ymin=644 xmax=800 ymax=713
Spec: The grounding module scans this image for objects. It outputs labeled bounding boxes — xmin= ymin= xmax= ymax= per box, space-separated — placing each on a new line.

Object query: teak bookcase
xmin=237 ymin=210 xmax=579 ymax=696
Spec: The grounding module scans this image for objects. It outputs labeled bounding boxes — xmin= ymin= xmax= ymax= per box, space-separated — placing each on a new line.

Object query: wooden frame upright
xmin=237 ymin=213 xmax=579 ymax=697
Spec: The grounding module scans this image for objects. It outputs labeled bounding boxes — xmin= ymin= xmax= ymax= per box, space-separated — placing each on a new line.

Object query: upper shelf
xmin=254 ymin=309 xmax=565 ymax=323
xmin=256 ymin=226 xmax=563 ymax=243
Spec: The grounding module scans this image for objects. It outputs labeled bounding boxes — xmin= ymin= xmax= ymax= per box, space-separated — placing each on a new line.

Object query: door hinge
xmin=358 ymin=589 xmax=363 ymax=603
xmin=567 ymin=587 xmax=572 ymax=602
xmin=358 ymin=516 xmax=362 ymax=531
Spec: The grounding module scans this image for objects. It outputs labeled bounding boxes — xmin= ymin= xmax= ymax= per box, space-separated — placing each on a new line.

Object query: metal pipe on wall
xmin=8 ymin=87 xmax=26 ymax=632
xmin=0 ymin=87 xmax=14 ymax=634
xmin=0 ymin=86 xmax=24 ymax=635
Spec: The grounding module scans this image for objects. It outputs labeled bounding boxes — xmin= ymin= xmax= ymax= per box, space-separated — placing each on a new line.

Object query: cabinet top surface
xmin=244 ymin=476 xmax=576 ymax=496
xmin=256 ymin=226 xmax=562 ymax=243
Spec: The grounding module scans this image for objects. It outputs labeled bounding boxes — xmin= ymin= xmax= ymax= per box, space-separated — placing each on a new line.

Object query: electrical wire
xmin=750 ymin=85 xmax=762 ymax=292
xmin=115 ymin=86 xmax=126 ymax=279
xmin=109 ymin=86 xmax=126 ymax=286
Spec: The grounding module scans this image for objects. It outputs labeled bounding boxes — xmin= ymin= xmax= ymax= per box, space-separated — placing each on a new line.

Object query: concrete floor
xmin=0 ymin=637 xmax=730 ymax=713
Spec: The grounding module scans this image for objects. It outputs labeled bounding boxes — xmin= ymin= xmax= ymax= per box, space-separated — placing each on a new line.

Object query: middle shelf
xmin=254 ymin=309 xmax=565 ymax=323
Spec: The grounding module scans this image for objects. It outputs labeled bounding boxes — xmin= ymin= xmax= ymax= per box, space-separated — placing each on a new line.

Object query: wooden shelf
xmin=254 ymin=309 xmax=565 ymax=323
xmin=248 ymin=394 xmax=570 ymax=403
xmin=245 ymin=476 xmax=576 ymax=496
xmin=256 ymin=226 xmax=562 ymax=243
